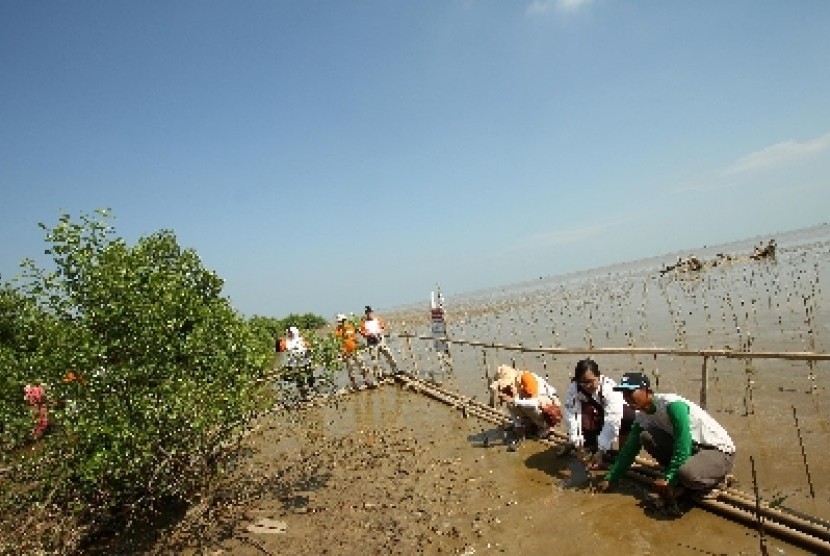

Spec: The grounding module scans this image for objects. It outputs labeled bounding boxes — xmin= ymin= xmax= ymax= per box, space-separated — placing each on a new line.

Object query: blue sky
xmin=2 ymin=1 xmax=829 ymax=320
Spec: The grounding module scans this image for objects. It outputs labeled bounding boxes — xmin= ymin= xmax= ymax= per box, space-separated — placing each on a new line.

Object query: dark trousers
xmin=582 ymin=403 xmax=635 ymax=452
xmin=291 ymin=366 xmax=315 ymax=397
xmin=639 ymin=427 xmax=735 ymax=490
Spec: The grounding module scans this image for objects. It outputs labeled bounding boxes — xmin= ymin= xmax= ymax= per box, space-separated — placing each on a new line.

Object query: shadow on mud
xmin=466 ymin=427 xmax=512 ymax=448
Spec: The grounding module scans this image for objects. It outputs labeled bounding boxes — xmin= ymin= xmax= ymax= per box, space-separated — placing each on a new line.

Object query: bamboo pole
xmin=395 ymin=333 xmax=830 ymax=362
xmin=700 ymin=355 xmax=709 ymax=410
xmin=751 ymin=455 xmax=770 ymax=556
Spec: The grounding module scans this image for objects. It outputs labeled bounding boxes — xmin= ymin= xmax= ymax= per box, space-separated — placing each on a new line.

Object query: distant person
xmin=562 ymin=359 xmax=635 ymax=469
xmin=598 ymin=372 xmax=736 ymax=507
xmin=334 ymin=313 xmax=372 ymax=389
xmin=23 ymin=383 xmax=49 ymax=439
xmin=360 ymin=306 xmax=398 ymax=379
xmin=493 ymin=365 xmax=561 ymax=439
xmin=276 ymin=326 xmax=314 ymax=400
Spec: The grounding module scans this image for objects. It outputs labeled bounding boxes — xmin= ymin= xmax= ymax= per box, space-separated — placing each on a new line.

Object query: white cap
xmin=336 ymin=313 xmax=347 ymax=322
xmin=288 ymin=326 xmax=299 ymax=336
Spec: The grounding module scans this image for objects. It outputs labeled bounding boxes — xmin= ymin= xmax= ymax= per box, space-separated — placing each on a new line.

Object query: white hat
xmin=336 ymin=313 xmax=347 ymax=322
xmin=288 ymin=326 xmax=299 ymax=336
xmin=489 ymin=364 xmax=519 ymax=393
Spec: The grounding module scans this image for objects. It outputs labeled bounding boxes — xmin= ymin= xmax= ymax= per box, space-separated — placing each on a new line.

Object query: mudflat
xmin=145 ymin=385 xmax=818 ymax=555
xmin=118 ymin=227 xmax=829 ymax=554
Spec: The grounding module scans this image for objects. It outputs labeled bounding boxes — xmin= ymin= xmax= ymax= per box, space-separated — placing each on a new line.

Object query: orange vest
xmin=336 ymin=323 xmax=358 ymax=354
xmin=519 ymin=371 xmax=540 ymax=398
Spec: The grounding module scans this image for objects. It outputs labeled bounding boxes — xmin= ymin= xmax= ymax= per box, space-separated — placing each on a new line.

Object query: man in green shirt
xmin=597 ymin=372 xmax=736 ymax=506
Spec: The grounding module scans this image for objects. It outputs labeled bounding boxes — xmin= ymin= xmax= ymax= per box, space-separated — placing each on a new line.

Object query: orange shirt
xmin=336 ymin=323 xmax=359 ymax=354
xmin=519 ymin=371 xmax=540 ymax=398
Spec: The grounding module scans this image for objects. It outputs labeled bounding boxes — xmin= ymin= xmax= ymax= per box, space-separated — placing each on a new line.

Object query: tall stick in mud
xmin=792 ymin=406 xmax=816 ymax=498
xmin=406 ymin=335 xmax=418 ymax=378
xmin=750 ymin=456 xmax=769 ymax=556
xmin=483 ymin=349 xmax=492 ymax=406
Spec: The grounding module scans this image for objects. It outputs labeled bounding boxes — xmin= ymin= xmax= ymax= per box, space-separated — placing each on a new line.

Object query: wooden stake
xmin=792 ymin=406 xmax=816 ymax=498
xmin=700 ymin=355 xmax=709 ymax=409
xmin=750 ymin=455 xmax=770 ymax=556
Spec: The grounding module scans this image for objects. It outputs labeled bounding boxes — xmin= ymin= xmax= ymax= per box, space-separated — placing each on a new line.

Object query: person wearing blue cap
xmin=597 ymin=371 xmax=736 ymax=507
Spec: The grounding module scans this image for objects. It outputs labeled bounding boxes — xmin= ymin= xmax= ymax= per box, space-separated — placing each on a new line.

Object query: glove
xmin=541 ymin=403 xmax=562 ymax=426
xmin=569 ymin=435 xmax=585 ymax=449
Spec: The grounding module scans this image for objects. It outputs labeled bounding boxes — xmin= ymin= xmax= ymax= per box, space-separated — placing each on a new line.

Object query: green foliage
xmin=303 ymin=329 xmax=344 ymax=387
xmin=283 ymin=312 xmax=328 ymax=331
xmin=0 ymin=210 xmax=274 ymax=551
xmin=0 ymin=283 xmax=45 ymax=448
xmin=247 ymin=313 xmax=330 ymax=380
xmin=252 ymin=308 xmax=329 ymax=347
xmin=247 ymin=314 xmax=286 ymax=345
xmin=248 ymin=312 xmax=328 ymax=341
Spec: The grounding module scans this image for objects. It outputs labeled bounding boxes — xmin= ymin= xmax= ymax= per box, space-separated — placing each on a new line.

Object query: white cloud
xmin=721 ymin=132 xmax=830 ymax=177
xmin=526 ymin=0 xmax=594 ymax=15
xmin=672 ymin=132 xmax=830 ymax=194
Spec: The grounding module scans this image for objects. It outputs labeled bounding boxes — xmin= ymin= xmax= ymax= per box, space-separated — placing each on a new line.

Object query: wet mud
xmin=147 ymin=226 xmax=830 ymax=554
xmin=153 ymin=386 xmax=816 ymax=555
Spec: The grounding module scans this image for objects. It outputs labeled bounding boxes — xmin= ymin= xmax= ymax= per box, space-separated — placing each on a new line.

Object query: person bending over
xmin=494 ymin=365 xmax=561 ymax=439
xmin=598 ymin=372 xmax=736 ymax=506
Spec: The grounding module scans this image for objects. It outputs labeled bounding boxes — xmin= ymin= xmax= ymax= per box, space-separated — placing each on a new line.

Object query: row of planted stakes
xmin=389 ymin=371 xmax=830 ymax=554
xmin=379 ymin=238 xmax=829 ymax=553
xmin=392 ymin=240 xmax=825 ymax=410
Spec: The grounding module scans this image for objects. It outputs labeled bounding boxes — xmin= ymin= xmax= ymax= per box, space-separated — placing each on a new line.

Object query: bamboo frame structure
xmin=395 ymin=332 xmax=830 ymax=409
xmin=392 ymin=372 xmax=830 ymax=554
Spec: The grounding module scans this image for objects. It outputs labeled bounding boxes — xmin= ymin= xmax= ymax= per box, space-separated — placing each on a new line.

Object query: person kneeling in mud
xmin=492 ymin=365 xmax=561 ymax=440
xmin=562 ymin=358 xmax=635 ymax=470
xmin=597 ymin=372 xmax=736 ymax=509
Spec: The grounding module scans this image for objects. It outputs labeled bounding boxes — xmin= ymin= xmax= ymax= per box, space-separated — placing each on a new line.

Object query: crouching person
xmin=563 ymin=359 xmax=635 ymax=469
xmin=492 ymin=365 xmax=561 ymax=439
xmin=598 ymin=372 xmax=736 ymax=506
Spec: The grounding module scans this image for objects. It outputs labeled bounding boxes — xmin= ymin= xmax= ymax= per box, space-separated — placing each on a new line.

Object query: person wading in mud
xmin=359 ymin=306 xmax=398 ymax=381
xmin=562 ymin=358 xmax=635 ymax=469
xmin=276 ymin=326 xmax=314 ymax=400
xmin=334 ymin=313 xmax=372 ymax=389
xmin=597 ymin=372 xmax=736 ymax=509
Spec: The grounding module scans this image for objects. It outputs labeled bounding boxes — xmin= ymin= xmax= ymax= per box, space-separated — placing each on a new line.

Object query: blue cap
xmin=613 ymin=372 xmax=651 ymax=391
